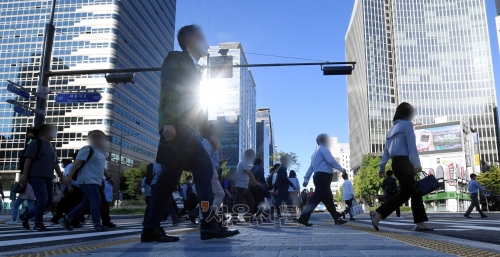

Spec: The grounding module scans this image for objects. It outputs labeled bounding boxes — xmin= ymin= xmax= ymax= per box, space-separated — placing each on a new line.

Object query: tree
xmin=477 ymin=165 xmax=500 ymax=195
xmin=334 ymin=186 xmax=343 ymax=203
xmin=179 ymin=171 xmax=193 ymax=186
xmin=271 ymin=151 xmax=300 ymax=171
xmin=220 ymin=162 xmax=230 ymax=181
xmin=352 ymin=154 xmax=390 ymax=206
xmin=123 ymin=163 xmax=147 ymax=199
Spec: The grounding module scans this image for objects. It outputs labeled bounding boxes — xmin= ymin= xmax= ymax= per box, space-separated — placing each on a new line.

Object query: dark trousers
xmin=58 ymin=186 xmax=84 ymax=226
xmin=465 ymin=193 xmax=485 ymax=217
xmin=67 ymin=184 xmax=102 ymax=225
xmin=233 ymin=187 xmax=255 ymax=214
xmin=273 ymin=187 xmax=292 ymax=215
xmin=344 ymin=198 xmax=354 ymax=218
xmin=143 ymin=126 xmax=214 ymax=230
xmin=99 ymin=188 xmax=111 ymax=224
xmin=24 ymin=177 xmax=54 ymax=227
xmin=164 ymin=194 xmax=179 ymax=221
xmin=376 ymin=156 xmax=428 ymax=224
xmin=148 ymin=184 xmax=179 ymax=221
xmin=385 ymin=194 xmax=401 ymax=217
xmin=299 ymin=172 xmax=342 ymax=222
xmin=250 ymin=187 xmax=265 ymax=216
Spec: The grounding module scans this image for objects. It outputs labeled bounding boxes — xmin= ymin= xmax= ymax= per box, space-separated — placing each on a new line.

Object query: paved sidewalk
xmin=53 ymin=219 xmax=452 ymax=257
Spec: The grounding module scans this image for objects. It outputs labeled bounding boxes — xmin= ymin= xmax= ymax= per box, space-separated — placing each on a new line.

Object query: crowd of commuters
xmin=8 ymin=126 xmax=116 ymax=232
xmin=4 ymin=24 xmax=491 ymax=244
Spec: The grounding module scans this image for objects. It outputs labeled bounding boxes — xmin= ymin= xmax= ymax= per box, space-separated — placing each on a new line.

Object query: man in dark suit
xmin=383 ymin=170 xmax=402 ymax=219
xmin=142 ymin=25 xmax=239 ymax=242
xmin=273 ymin=156 xmax=297 ymax=217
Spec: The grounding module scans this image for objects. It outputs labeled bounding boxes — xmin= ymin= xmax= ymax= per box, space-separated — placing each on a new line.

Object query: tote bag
xmin=350 ymin=200 xmax=363 ymax=216
xmin=415 ymin=171 xmax=440 ymax=196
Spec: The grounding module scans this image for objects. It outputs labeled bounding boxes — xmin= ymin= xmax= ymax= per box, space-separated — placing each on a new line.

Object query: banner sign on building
xmin=415 ymin=121 xmax=463 ymax=154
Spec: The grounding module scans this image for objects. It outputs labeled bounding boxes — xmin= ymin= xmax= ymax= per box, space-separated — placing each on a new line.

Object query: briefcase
xmin=415 ymin=171 xmax=440 ymax=196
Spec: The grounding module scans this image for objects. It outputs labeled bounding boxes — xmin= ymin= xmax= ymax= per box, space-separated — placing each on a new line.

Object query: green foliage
xmin=220 ymin=162 xmax=230 ymax=181
xmin=110 ymin=200 xmax=146 ymax=215
xmin=271 ymin=151 xmax=300 ymax=171
xmin=179 ymin=171 xmax=193 ymax=186
xmin=353 ymin=154 xmax=391 ymax=206
xmin=334 ymin=186 xmax=343 ymax=203
xmin=123 ymin=163 xmax=148 ymax=199
xmin=477 ymin=165 xmax=500 ymax=195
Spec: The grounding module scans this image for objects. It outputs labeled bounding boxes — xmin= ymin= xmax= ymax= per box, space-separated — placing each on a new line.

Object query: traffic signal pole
xmin=33 ymin=1 xmax=355 ymax=127
xmin=46 ymin=61 xmax=356 ymax=76
xmin=34 ymin=0 xmax=56 ymax=129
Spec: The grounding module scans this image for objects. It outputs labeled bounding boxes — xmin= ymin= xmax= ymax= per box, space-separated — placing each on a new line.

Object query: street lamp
xmin=116 ymin=132 xmax=139 ymax=197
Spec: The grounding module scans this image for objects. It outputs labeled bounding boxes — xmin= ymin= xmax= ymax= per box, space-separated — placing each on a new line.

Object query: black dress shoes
xmin=200 ymin=223 xmax=240 ymax=240
xmin=297 ymin=219 xmax=313 ymax=227
xmin=141 ymin=227 xmax=180 ymax=243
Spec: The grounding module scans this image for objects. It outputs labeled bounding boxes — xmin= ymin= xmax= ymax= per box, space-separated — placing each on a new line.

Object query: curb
xmin=0 ymin=214 xmax=144 ymax=223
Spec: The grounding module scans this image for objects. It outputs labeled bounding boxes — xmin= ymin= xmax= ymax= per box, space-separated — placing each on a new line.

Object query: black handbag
xmin=415 ymin=171 xmax=440 ymax=196
xmin=14 ymin=183 xmax=27 ymax=194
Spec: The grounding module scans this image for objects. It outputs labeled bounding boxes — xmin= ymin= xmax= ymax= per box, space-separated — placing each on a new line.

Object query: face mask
xmin=187 ymin=180 xmax=193 ymax=184
xmin=50 ymin=130 xmax=57 ymax=138
xmin=196 ymin=40 xmax=209 ymax=57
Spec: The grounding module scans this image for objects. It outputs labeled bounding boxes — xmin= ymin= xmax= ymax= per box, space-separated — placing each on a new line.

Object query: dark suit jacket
xmin=273 ymin=166 xmax=294 ymax=191
xmin=383 ymin=176 xmax=398 ymax=196
xmin=251 ymin=165 xmax=266 ymax=185
xmin=158 ymin=51 xmax=211 ymax=138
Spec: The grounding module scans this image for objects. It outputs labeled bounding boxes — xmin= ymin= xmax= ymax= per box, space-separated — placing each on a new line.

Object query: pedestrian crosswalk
xmin=357 ymin=217 xmax=500 ymax=231
xmin=0 ymin=220 xmax=197 ymax=252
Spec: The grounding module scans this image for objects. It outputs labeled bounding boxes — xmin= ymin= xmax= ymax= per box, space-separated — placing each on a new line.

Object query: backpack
xmin=72 ymin=146 xmax=94 ymax=180
xmin=19 ymin=138 xmax=43 ymax=174
xmin=145 ymin=163 xmax=154 ymax=185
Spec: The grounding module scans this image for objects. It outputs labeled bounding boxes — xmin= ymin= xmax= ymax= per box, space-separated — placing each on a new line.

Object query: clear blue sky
xmin=175 ymin=0 xmax=500 ymax=178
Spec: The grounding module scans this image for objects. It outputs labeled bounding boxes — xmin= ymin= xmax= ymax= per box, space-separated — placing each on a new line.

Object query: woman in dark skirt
xmin=370 ymin=102 xmax=433 ymax=232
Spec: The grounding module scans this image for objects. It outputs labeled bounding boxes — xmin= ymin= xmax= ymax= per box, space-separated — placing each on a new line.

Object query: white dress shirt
xmin=342 ymin=180 xmax=354 ymax=201
xmin=303 ymin=145 xmax=345 ymax=184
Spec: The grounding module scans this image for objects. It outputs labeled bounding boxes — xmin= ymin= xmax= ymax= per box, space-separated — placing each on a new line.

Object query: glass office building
xmin=257 ymin=108 xmax=275 ymax=166
xmin=345 ymin=0 xmax=396 ymax=169
xmin=199 ymin=42 xmax=257 ymax=170
xmin=256 ymin=120 xmax=270 ymax=171
xmin=346 ymin=0 xmax=498 ymax=169
xmin=0 ymin=0 xmax=176 ymax=187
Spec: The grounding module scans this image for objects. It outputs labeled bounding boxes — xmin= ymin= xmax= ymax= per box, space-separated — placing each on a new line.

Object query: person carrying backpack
xmin=61 ymin=130 xmax=114 ymax=232
xmin=19 ymin=124 xmax=63 ymax=231
xmin=382 ymin=170 xmax=402 ymax=219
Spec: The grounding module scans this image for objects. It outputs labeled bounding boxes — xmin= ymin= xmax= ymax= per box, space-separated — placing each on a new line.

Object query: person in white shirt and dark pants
xmin=297 ymin=134 xmax=347 ymax=226
xmin=341 ymin=173 xmax=355 ymax=220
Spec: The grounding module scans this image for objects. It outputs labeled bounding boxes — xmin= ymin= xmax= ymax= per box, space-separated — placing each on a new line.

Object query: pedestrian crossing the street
xmin=0 ymin=220 xmax=197 ymax=252
xmin=357 ymin=217 xmax=500 ymax=231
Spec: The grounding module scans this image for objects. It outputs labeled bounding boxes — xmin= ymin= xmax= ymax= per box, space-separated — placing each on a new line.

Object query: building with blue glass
xmin=346 ymin=0 xmax=498 ymax=169
xmin=199 ymin=42 xmax=257 ymax=170
xmin=0 ymin=0 xmax=176 ymax=190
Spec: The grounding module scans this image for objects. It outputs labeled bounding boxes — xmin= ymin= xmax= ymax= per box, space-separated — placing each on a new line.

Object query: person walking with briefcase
xmin=370 ymin=102 xmax=433 ymax=232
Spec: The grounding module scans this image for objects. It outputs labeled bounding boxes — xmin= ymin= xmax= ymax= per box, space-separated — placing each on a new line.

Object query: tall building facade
xmin=346 ymin=0 xmax=498 ymax=169
xmin=339 ymin=144 xmax=352 ymax=180
xmin=200 ymin=42 xmax=257 ymax=170
xmin=256 ymin=108 xmax=275 ymax=166
xmin=256 ymin=120 xmax=270 ymax=171
xmin=0 ymin=1 xmax=176 ymax=188
xmin=329 ymin=137 xmax=347 ymax=192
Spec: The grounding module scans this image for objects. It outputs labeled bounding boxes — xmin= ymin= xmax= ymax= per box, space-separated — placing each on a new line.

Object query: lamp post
xmin=116 ymin=132 xmax=139 ymax=202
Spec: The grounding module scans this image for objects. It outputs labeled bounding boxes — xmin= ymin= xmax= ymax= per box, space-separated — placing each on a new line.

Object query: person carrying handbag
xmin=370 ymin=102 xmax=433 ymax=232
